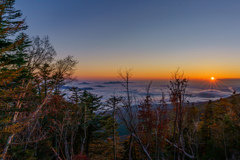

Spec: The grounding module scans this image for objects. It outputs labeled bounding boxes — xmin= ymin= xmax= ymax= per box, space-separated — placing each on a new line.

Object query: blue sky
xmin=15 ymin=0 xmax=240 ymax=80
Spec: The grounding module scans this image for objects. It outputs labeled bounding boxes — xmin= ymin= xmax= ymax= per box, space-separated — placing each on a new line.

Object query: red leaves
xmin=73 ymin=154 xmax=90 ymax=160
xmin=137 ymin=94 xmax=169 ymax=151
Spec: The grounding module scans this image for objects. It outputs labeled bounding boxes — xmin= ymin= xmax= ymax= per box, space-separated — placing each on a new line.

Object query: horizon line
xmin=73 ymin=77 xmax=240 ymax=81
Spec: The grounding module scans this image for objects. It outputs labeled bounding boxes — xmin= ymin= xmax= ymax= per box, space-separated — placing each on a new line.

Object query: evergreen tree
xmin=105 ymin=95 xmax=122 ymax=160
xmin=75 ymin=90 xmax=113 ymax=157
xmin=0 ymin=1 xmax=30 ymax=159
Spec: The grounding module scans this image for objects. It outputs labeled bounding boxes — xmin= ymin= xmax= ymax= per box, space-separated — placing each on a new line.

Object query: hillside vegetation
xmin=1 ymin=1 xmax=240 ymax=160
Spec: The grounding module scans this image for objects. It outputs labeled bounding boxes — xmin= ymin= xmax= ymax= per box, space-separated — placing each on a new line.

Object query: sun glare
xmin=201 ymin=76 xmax=225 ymax=90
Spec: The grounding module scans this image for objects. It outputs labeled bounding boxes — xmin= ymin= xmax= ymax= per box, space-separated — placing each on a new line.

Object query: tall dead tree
xmin=168 ymin=69 xmax=194 ymax=160
xmin=117 ymin=69 xmax=152 ymax=160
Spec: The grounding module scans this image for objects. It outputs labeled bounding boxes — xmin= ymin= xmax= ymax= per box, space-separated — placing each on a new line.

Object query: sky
xmin=15 ymin=0 xmax=240 ymax=80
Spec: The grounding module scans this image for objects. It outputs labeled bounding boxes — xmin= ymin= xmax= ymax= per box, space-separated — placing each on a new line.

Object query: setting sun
xmin=211 ymin=77 xmax=215 ymax=80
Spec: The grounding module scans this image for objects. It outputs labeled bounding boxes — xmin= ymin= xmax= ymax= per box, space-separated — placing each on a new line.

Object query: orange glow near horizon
xmin=75 ymin=70 xmax=240 ymax=81
xmin=75 ymin=48 xmax=240 ymax=81
xmin=74 ymin=64 xmax=240 ymax=81
xmin=74 ymin=69 xmax=240 ymax=81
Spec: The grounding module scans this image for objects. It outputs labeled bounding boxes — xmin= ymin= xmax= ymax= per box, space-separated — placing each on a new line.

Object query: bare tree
xmin=27 ymin=36 xmax=56 ymax=73
xmin=25 ymin=36 xmax=58 ymax=103
xmin=117 ymin=69 xmax=152 ymax=160
xmin=167 ymin=69 xmax=194 ymax=159
xmin=52 ymin=56 xmax=78 ymax=95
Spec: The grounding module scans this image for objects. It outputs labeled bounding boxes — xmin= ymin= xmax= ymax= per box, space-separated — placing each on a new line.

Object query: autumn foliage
xmin=2 ymin=1 xmax=240 ymax=160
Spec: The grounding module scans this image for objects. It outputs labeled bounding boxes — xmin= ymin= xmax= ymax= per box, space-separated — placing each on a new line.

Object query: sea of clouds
xmin=62 ymin=79 xmax=240 ymax=105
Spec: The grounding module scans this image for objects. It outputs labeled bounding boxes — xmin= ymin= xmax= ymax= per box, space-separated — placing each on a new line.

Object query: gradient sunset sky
xmin=15 ymin=0 xmax=240 ymax=80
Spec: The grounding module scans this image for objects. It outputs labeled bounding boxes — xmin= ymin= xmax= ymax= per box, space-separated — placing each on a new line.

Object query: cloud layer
xmin=62 ymin=80 xmax=239 ymax=104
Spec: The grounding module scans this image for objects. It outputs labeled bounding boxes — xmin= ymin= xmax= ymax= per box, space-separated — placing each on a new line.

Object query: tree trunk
xmin=129 ymin=134 xmax=133 ymax=160
xmin=113 ymin=99 xmax=116 ymax=160
xmin=1 ymin=84 xmax=52 ymax=159
xmin=132 ymin=133 xmax=152 ymax=160
xmin=81 ymin=103 xmax=87 ymax=155
xmin=1 ymin=99 xmax=23 ymax=160
xmin=1 ymin=134 xmax=15 ymax=160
